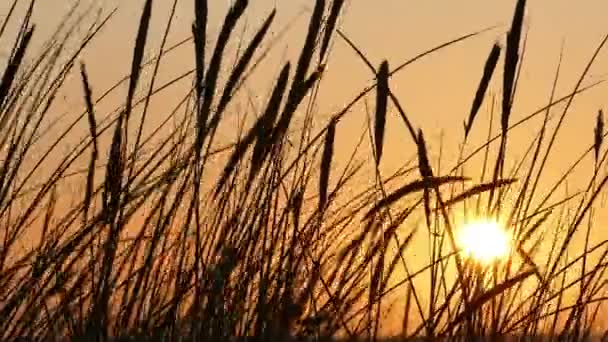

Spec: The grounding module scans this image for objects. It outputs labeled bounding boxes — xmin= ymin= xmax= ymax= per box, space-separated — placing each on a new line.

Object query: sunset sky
xmin=6 ymin=0 xmax=608 ymax=273
xmin=13 ymin=0 xmax=607 ymax=170
xmin=4 ymin=2 xmax=608 ymax=243
xmin=3 ymin=0 xmax=608 ymax=333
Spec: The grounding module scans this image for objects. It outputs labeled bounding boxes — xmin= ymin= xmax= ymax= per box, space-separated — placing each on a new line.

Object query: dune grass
xmin=2 ymin=0 xmax=608 ymax=341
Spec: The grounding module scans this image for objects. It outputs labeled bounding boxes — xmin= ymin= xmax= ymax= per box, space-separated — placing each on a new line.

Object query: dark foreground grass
xmin=2 ymin=0 xmax=608 ymax=341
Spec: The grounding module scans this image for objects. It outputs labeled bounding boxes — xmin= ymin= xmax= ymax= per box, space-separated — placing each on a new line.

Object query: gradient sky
xmin=7 ymin=0 xmax=608 ymax=272
xmin=5 ymin=1 xmax=608 ymax=246
xmin=13 ymin=0 xmax=608 ymax=141
xmin=4 ymin=0 xmax=608 ymax=332
xmin=18 ymin=0 xmax=606 ymax=170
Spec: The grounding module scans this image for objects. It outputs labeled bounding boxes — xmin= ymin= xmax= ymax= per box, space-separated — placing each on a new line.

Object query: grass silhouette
xmin=2 ymin=0 xmax=608 ymax=341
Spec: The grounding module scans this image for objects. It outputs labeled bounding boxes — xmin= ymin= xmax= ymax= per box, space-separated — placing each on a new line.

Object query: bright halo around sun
xmin=457 ymin=219 xmax=511 ymax=265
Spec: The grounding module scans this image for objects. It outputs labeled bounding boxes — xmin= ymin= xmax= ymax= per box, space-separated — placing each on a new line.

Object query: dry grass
xmin=1 ymin=0 xmax=608 ymax=341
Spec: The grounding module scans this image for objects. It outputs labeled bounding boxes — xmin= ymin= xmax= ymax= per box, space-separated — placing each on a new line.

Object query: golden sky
xmin=18 ymin=0 xmax=605 ymax=171
xmin=12 ymin=0 xmax=608 ymax=150
xmin=7 ymin=0 xmax=608 ymax=275
xmin=4 ymin=0 xmax=608 ymax=333
xmin=5 ymin=0 xmax=608 ymax=250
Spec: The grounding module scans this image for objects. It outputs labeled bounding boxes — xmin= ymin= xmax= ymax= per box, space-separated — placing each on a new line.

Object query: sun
xmin=457 ymin=219 xmax=511 ymax=265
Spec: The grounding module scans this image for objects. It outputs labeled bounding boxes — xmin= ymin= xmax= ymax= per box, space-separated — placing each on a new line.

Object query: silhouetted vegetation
xmin=2 ymin=0 xmax=608 ymax=341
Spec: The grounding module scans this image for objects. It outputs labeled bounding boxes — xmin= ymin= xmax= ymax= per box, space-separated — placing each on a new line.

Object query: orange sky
xmin=4 ymin=0 xmax=606 ymax=251
xmin=10 ymin=0 xmax=608 ymax=145
xmin=15 ymin=0 xmax=605 ymax=173
xmin=4 ymin=0 xmax=608 ymax=334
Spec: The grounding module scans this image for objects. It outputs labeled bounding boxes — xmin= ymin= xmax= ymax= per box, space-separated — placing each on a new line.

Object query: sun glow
xmin=457 ymin=219 xmax=511 ymax=264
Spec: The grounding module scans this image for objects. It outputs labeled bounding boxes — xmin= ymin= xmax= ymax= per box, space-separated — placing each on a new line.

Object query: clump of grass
xmin=2 ymin=0 xmax=608 ymax=341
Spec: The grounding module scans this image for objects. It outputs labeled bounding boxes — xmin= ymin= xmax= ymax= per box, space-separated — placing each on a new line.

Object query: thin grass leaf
xmin=416 ymin=130 xmax=433 ymax=237
xmin=319 ymin=0 xmax=345 ymax=61
xmin=292 ymin=0 xmax=325 ymax=87
xmin=128 ymin=0 xmax=179 ymax=190
xmin=215 ymin=62 xmax=290 ymax=196
xmin=444 ymin=269 xmax=535 ymax=333
xmin=193 ymin=0 xmax=208 ymax=100
xmin=251 ymin=65 xmax=324 ymax=181
xmin=79 ymin=63 xmax=98 ymax=223
xmin=364 ymin=176 xmax=468 ymax=219
xmin=101 ymin=0 xmax=155 ymax=224
xmin=250 ymin=0 xmax=326 ymax=172
xmin=401 ymin=283 xmax=412 ymax=337
xmin=595 ymin=109 xmax=604 ymax=163
xmin=443 ymin=178 xmax=517 ymax=207
xmin=216 ymin=9 xmax=276 ymax=116
xmin=417 ymin=130 xmax=432 ymax=178
xmin=198 ymin=0 xmax=248 ymax=147
xmin=465 ymin=43 xmax=501 ymax=138
xmin=336 ymin=29 xmax=417 ymax=144
xmin=0 ymin=0 xmax=19 ymax=38
xmin=125 ymin=0 xmax=153 ymax=121
xmin=374 ymin=61 xmax=389 ymax=165
xmin=319 ymin=117 xmax=336 ymax=213
xmin=0 ymin=26 xmax=34 ymax=109
xmin=516 ymin=245 xmax=543 ymax=281
xmin=80 ymin=63 xmax=98 ymax=158
xmin=380 ymin=227 xmax=416 ymax=292
xmin=502 ymin=0 xmax=526 ymax=132
xmin=5 ymin=0 xmax=34 ymax=65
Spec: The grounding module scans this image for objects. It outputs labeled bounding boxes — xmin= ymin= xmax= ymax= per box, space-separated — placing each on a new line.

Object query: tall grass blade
xmin=502 ymin=0 xmax=526 ymax=132
xmin=444 ymin=269 xmax=535 ymax=334
xmin=336 ymin=29 xmax=418 ymax=143
xmin=374 ymin=61 xmax=389 ymax=166
xmin=252 ymin=65 xmax=324 ymax=181
xmin=193 ymin=0 xmax=208 ymax=100
xmin=197 ymin=0 xmax=248 ymax=149
xmin=443 ymin=178 xmax=517 ymax=207
xmin=79 ymin=62 xmax=98 ymax=222
xmin=595 ymin=109 xmax=604 ymax=163
xmin=0 ymin=0 xmax=19 ymax=38
xmin=319 ymin=117 xmax=336 ymax=213
xmin=260 ymin=0 xmax=325 ymax=158
xmin=129 ymin=0 xmax=179 ymax=189
xmin=417 ymin=130 xmax=432 ymax=178
xmin=518 ymin=209 xmax=552 ymax=247
xmin=216 ymin=10 xmax=276 ymax=116
xmin=319 ymin=0 xmax=345 ymax=61
xmin=465 ymin=43 xmax=501 ymax=138
xmin=80 ymin=63 xmax=98 ymax=158
xmin=364 ymin=176 xmax=467 ymax=219
xmin=215 ymin=62 xmax=290 ymax=196
xmin=125 ymin=0 xmax=153 ymax=121
xmin=516 ymin=245 xmax=543 ymax=281
xmin=0 ymin=26 xmax=34 ymax=109
xmin=292 ymin=0 xmax=325 ymax=87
